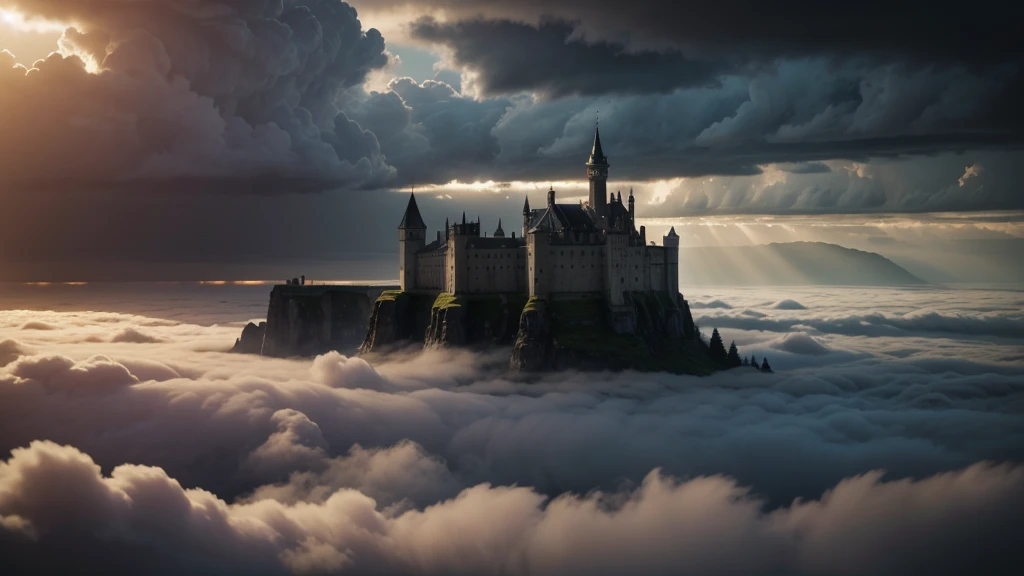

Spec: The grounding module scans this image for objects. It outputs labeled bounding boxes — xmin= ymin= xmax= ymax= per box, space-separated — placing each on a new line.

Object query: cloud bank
xmin=0 ymin=0 xmax=392 ymax=189
xmin=0 ymin=283 xmax=1021 ymax=575
xmin=2 ymin=440 xmax=1021 ymax=575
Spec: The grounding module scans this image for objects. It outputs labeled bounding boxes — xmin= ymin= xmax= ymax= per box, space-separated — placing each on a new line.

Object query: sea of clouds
xmin=0 ymin=283 xmax=1022 ymax=574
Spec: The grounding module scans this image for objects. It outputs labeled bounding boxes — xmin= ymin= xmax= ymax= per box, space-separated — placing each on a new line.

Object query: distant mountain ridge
xmin=679 ymin=242 xmax=925 ymax=286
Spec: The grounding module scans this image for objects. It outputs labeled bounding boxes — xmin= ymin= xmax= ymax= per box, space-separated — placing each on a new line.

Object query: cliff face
xmin=239 ymin=285 xmax=394 ymax=358
xmin=240 ymin=286 xmax=725 ymax=375
xmin=510 ymin=291 xmax=718 ymax=375
xmin=361 ymin=292 xmax=528 ymax=354
xmin=231 ymin=321 xmax=266 ymax=354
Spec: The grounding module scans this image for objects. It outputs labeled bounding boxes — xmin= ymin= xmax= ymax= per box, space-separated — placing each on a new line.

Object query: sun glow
xmin=0 ymin=9 xmax=67 ymax=33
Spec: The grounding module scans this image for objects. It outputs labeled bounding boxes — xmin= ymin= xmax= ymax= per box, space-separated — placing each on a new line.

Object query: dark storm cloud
xmin=348 ymin=78 xmax=510 ymax=185
xmin=409 ymin=18 xmax=724 ymax=97
xmin=367 ymin=0 xmax=1023 ymax=63
xmin=0 ymin=0 xmax=393 ymax=189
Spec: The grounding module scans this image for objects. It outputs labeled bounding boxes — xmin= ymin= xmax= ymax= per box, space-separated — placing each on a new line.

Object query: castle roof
xmin=398 ymin=192 xmax=426 ymax=229
xmin=587 ymin=125 xmax=608 ymax=166
xmin=529 ymin=203 xmax=598 ymax=235
xmin=493 ymin=219 xmax=505 ymax=237
xmin=467 ymin=237 xmax=522 ymax=249
xmin=666 ymin=226 xmax=679 ymax=238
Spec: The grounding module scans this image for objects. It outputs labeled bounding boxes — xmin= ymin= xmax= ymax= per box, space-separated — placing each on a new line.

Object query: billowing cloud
xmin=0 ymin=284 xmax=1022 ymax=572
xmin=2 ymin=440 xmax=1022 ymax=575
xmin=410 ymin=18 xmax=724 ymax=98
xmin=0 ymin=0 xmax=393 ymax=189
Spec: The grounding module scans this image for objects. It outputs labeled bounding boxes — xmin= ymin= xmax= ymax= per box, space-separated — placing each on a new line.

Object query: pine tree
xmin=742 ymin=356 xmax=749 ymax=366
xmin=760 ymin=357 xmax=773 ymax=373
xmin=709 ymin=328 xmax=727 ymax=364
xmin=750 ymin=355 xmax=760 ymax=370
xmin=727 ymin=341 xmax=741 ymax=367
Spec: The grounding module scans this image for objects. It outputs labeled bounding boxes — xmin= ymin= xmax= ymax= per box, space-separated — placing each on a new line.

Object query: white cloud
xmin=0 ymin=284 xmax=1022 ymax=573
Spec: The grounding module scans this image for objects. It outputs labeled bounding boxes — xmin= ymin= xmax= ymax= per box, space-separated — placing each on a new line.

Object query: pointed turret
xmin=494 ymin=219 xmax=505 ymax=238
xmin=398 ymin=192 xmax=426 ymax=229
xmin=588 ymin=125 xmax=608 ymax=167
xmin=523 ymin=196 xmax=530 ymax=215
xmin=617 ymin=190 xmax=622 ymax=203
xmin=586 ymin=121 xmax=609 ymax=218
xmin=666 ymin=226 xmax=679 ymax=239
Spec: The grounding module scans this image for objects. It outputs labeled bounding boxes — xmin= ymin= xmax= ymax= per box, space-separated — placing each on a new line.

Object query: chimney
xmin=548 ymin=186 xmax=555 ymax=207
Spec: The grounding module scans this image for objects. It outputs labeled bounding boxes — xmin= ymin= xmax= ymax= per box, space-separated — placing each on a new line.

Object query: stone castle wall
xmin=460 ymin=247 xmax=526 ymax=293
xmin=531 ymin=241 xmax=606 ymax=294
xmin=416 ymin=249 xmax=446 ymax=291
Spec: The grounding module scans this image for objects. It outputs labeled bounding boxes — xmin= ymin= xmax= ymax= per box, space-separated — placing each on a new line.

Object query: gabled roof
xmin=530 ymin=207 xmax=564 ymax=233
xmin=398 ymin=192 xmax=426 ymax=229
xmin=554 ymin=204 xmax=598 ymax=233
xmin=529 ymin=203 xmax=600 ymax=235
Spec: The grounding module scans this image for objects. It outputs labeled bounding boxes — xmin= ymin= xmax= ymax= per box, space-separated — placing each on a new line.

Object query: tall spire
xmin=494 ymin=218 xmax=506 ymax=238
xmin=588 ymin=122 xmax=608 ymax=166
xmin=398 ymin=191 xmax=426 ymax=229
xmin=523 ymin=195 xmax=530 ymax=215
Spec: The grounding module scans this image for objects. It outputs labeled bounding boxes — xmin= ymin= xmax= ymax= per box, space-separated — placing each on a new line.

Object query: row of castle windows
xmin=473 ymin=252 xmax=520 ymax=259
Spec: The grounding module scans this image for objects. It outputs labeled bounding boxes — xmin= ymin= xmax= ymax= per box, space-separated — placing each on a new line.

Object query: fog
xmin=1 ymin=283 xmax=1021 ymax=574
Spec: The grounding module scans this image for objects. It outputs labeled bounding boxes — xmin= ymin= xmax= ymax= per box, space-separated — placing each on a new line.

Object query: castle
xmin=398 ymin=126 xmax=680 ymax=308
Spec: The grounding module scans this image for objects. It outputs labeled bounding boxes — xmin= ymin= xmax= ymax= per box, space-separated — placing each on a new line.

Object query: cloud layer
xmin=1 ymin=284 xmax=1022 ymax=573
xmin=3 ymin=440 xmax=1021 ymax=575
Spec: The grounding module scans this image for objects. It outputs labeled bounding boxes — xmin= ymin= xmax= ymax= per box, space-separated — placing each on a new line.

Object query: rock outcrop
xmin=232 ymin=284 xmax=395 ymax=357
xmin=231 ymin=321 xmax=266 ymax=354
xmin=510 ymin=291 xmax=719 ymax=375
xmin=361 ymin=292 xmax=528 ymax=354
xmin=509 ymin=299 xmax=550 ymax=371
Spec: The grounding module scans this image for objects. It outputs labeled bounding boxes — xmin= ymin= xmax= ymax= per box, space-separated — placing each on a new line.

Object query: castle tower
xmin=663 ymin=226 xmax=680 ymax=297
xmin=398 ymin=192 xmax=427 ymax=291
xmin=493 ymin=219 xmax=505 ymax=238
xmin=586 ymin=124 xmax=609 ymax=219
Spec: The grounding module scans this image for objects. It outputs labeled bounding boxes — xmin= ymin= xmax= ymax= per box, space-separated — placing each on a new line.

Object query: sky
xmin=0 ymin=283 xmax=1022 ymax=573
xmin=0 ymin=0 xmax=1021 ymax=282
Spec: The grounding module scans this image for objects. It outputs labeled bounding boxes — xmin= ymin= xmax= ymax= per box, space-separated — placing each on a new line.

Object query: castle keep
xmin=398 ymin=126 xmax=680 ymax=307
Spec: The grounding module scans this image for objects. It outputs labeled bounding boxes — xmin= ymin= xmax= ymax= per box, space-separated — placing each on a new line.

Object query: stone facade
xmin=398 ymin=126 xmax=680 ymax=299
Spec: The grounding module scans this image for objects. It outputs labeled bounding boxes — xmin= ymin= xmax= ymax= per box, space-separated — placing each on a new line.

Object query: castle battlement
xmin=398 ymin=126 xmax=680 ymax=301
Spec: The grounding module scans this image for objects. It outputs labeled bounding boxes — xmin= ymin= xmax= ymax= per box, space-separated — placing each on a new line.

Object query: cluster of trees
xmin=708 ymin=328 xmax=773 ymax=373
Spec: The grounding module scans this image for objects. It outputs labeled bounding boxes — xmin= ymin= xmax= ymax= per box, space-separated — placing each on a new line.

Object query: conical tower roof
xmin=587 ymin=124 xmax=608 ymax=166
xmin=398 ymin=192 xmax=427 ymax=229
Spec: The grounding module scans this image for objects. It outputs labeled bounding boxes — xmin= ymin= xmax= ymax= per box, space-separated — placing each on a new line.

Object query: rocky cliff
xmin=231 ymin=321 xmax=266 ymax=354
xmin=360 ymin=291 xmax=528 ymax=353
xmin=511 ymin=291 xmax=719 ymax=375
xmin=232 ymin=284 xmax=395 ymax=358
